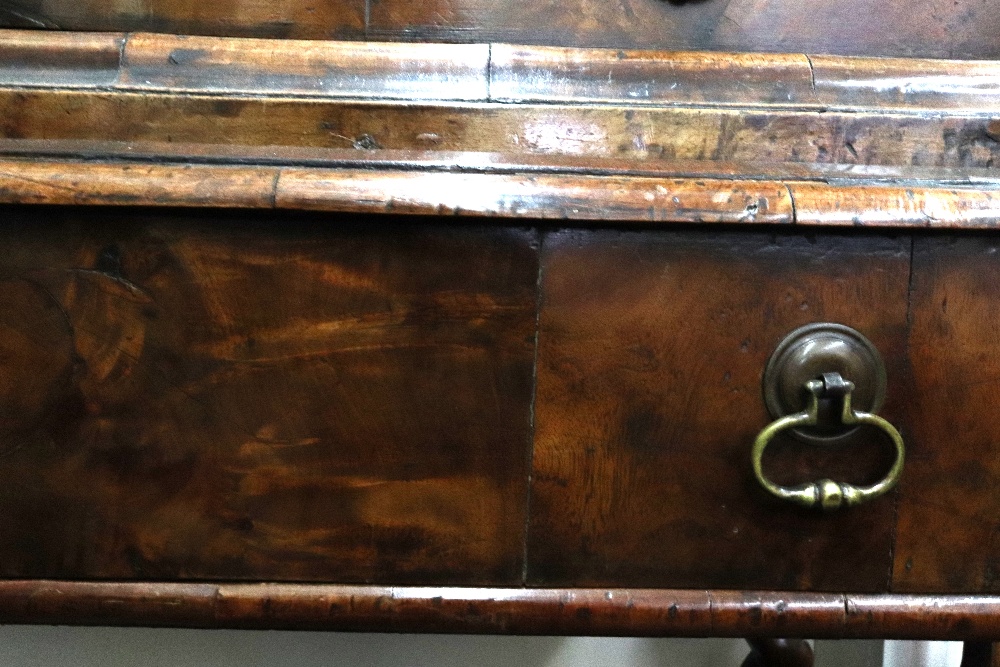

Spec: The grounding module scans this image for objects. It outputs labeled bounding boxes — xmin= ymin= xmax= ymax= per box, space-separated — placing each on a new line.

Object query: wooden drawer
xmin=895 ymin=235 xmax=1000 ymax=594
xmin=528 ymin=229 xmax=910 ymax=592
xmin=3 ymin=207 xmax=1000 ymax=597
xmin=0 ymin=209 xmax=538 ymax=584
xmin=4 ymin=25 xmax=1000 ymax=640
xmin=526 ymin=230 xmax=1000 ymax=595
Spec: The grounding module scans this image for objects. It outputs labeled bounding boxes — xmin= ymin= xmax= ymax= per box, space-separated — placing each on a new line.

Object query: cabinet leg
xmin=741 ymin=639 xmax=814 ymax=667
xmin=960 ymin=641 xmax=997 ymax=667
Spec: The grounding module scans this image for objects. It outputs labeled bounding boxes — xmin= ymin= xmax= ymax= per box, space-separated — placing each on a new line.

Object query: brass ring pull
xmin=751 ymin=372 xmax=904 ymax=511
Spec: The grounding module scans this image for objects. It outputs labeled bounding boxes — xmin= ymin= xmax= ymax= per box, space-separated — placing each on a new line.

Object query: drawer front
xmin=528 ymin=229 xmax=911 ymax=591
xmin=0 ymin=209 xmax=538 ymax=583
xmin=894 ymin=235 xmax=1000 ymax=593
xmin=3 ymin=210 xmax=999 ymax=595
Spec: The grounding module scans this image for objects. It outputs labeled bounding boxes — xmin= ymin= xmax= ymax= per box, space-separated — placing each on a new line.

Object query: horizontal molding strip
xmin=3 ymin=139 xmax=997 ymax=183
xmin=2 ymin=30 xmax=1000 ymax=113
xmin=0 ymin=581 xmax=999 ymax=639
xmin=3 ymin=90 xmax=997 ymax=170
xmin=0 ymin=146 xmax=998 ymax=228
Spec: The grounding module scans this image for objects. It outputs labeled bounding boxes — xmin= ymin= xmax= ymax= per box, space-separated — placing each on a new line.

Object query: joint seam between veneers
xmin=115 ymin=32 xmax=131 ymax=87
xmin=784 ymin=182 xmax=798 ymax=224
xmin=804 ymin=54 xmax=817 ymax=91
xmin=521 ymin=231 xmax=544 ymax=585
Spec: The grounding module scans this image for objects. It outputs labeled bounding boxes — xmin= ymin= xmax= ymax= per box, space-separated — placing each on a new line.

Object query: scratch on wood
xmin=0 ymin=0 xmax=60 ymax=27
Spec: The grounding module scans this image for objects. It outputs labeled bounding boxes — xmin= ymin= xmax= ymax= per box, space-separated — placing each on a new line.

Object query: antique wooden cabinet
xmin=1 ymin=1 xmax=1000 ymax=661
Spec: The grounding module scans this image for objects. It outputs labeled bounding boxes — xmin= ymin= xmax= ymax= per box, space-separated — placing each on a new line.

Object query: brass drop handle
xmin=751 ymin=372 xmax=905 ymax=511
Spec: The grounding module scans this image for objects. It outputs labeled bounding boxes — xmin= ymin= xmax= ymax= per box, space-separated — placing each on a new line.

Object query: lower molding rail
xmin=0 ymin=581 xmax=998 ymax=639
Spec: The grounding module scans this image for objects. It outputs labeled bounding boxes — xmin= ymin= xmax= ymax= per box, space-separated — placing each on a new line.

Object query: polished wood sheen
xmin=4 ymin=24 xmax=1000 ymax=641
xmin=1 ymin=32 xmax=998 ymax=230
xmin=118 ymin=34 xmax=490 ymax=100
xmin=2 ymin=582 xmax=1000 ymax=639
xmin=0 ymin=31 xmax=1000 ymax=168
xmin=5 ymin=92 xmax=999 ymax=168
xmin=6 ymin=34 xmax=1000 ymax=111
xmin=0 ymin=208 xmax=537 ymax=583
xmin=2 ymin=149 xmax=999 ymax=228
xmin=3 ymin=32 xmax=1000 ymax=175
xmin=528 ymin=229 xmax=910 ymax=590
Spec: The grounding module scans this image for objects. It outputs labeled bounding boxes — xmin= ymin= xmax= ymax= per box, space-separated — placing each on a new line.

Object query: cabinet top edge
xmin=3 ymin=29 xmax=1000 ymax=114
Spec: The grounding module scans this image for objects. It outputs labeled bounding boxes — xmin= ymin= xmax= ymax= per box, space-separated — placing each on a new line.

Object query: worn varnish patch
xmin=528 ymin=229 xmax=910 ymax=590
xmin=119 ymin=34 xmax=490 ymax=100
xmin=275 ymin=170 xmax=793 ymax=223
xmin=0 ymin=30 xmax=124 ymax=87
xmin=488 ymin=46 xmax=815 ymax=107
xmin=0 ymin=209 xmax=538 ymax=584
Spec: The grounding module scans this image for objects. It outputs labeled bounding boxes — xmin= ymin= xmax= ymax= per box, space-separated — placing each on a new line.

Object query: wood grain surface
xmin=275 ymin=169 xmax=794 ymax=223
xmin=528 ymin=229 xmax=911 ymax=590
xmin=0 ymin=30 xmax=123 ymax=86
xmin=6 ymin=91 xmax=1000 ymax=169
xmin=3 ymin=31 xmax=1000 ymax=195
xmin=2 ymin=140 xmax=998 ymax=183
xmin=1 ymin=0 xmax=997 ymax=58
xmin=789 ymin=185 xmax=1000 ymax=228
xmin=118 ymin=33 xmax=490 ymax=100
xmin=1 ymin=581 xmax=1000 ymax=638
xmin=2 ymin=153 xmax=999 ymax=228
xmin=6 ymin=32 xmax=1000 ymax=113
xmin=0 ymin=207 xmax=538 ymax=583
xmin=3 ymin=17 xmax=1000 ymax=628
xmin=3 ymin=201 xmax=1000 ymax=600
xmin=893 ymin=235 xmax=1000 ymax=593
xmin=366 ymin=0 xmax=1000 ymax=59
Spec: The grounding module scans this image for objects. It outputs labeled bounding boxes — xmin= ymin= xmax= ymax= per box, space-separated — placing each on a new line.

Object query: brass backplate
xmin=762 ymin=323 xmax=887 ymax=445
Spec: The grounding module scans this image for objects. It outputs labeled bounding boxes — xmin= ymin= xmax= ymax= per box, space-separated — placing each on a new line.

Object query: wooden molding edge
xmin=0 ymin=581 xmax=998 ymax=639
xmin=2 ymin=29 xmax=1000 ymax=113
xmin=0 ymin=145 xmax=998 ymax=228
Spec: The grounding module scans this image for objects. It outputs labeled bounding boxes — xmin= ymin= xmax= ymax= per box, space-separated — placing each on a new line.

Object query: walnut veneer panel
xmin=6 ymin=93 xmax=1000 ymax=169
xmin=528 ymin=229 xmax=910 ymax=591
xmin=894 ymin=235 xmax=1000 ymax=593
xmin=0 ymin=0 xmax=997 ymax=57
xmin=0 ymin=208 xmax=537 ymax=584
xmin=368 ymin=0 xmax=1000 ymax=58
